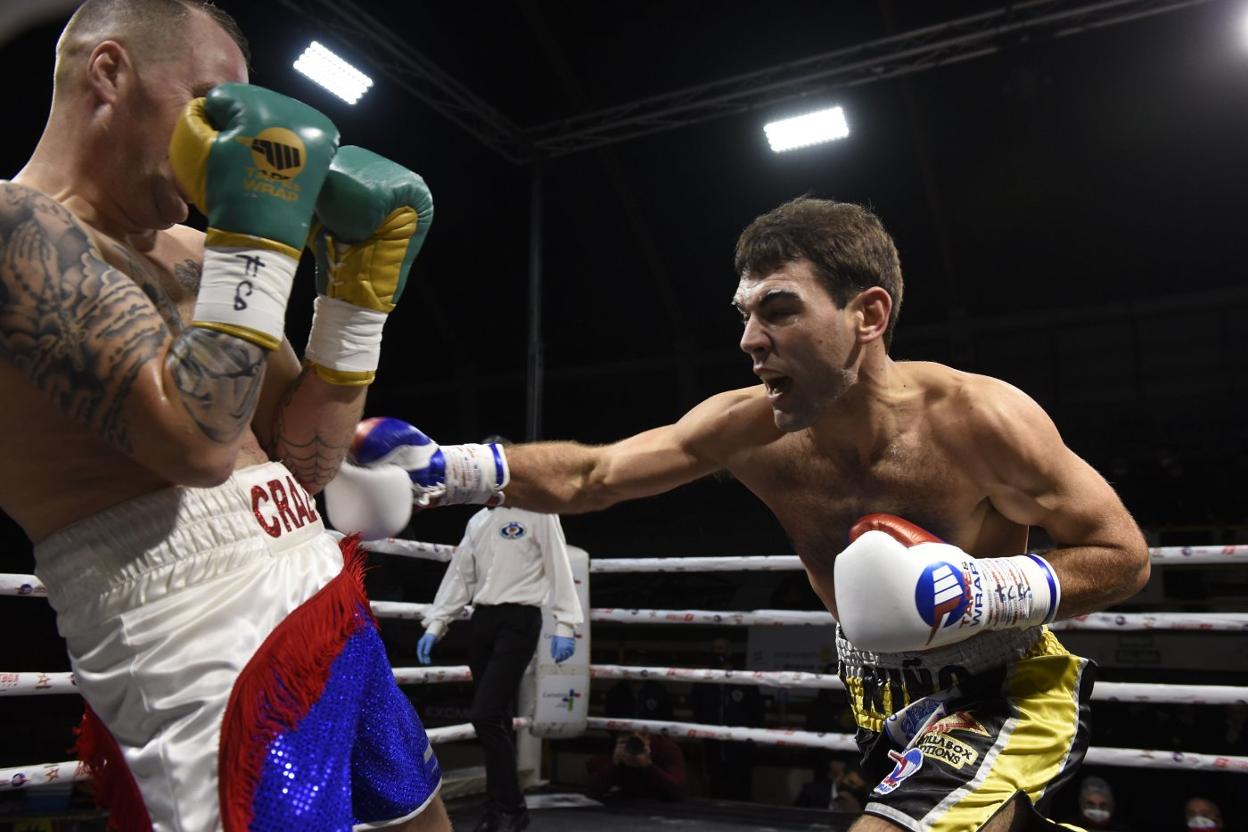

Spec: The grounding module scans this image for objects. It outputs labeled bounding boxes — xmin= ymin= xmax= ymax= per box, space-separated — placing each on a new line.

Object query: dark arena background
xmin=1 ymin=2 xmax=1246 ymax=830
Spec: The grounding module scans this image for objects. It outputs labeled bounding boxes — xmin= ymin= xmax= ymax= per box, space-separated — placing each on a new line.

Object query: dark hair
xmin=734 ymin=197 xmax=904 ymax=347
xmin=56 ymin=0 xmax=250 ymax=88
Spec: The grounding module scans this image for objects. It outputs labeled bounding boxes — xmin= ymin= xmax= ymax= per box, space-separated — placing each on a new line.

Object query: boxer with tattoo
xmin=0 ymin=1 xmax=444 ymax=829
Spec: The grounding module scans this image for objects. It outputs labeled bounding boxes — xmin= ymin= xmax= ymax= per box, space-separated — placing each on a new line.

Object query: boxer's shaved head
xmin=54 ymin=0 xmax=248 ymax=96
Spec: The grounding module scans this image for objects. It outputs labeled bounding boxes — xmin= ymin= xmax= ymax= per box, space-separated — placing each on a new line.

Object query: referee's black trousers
xmin=469 ymin=603 xmax=542 ymax=815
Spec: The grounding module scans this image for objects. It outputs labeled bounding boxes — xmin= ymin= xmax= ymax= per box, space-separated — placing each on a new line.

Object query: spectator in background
xmin=586 ymin=731 xmax=686 ymax=802
xmin=794 ymin=759 xmax=869 ymax=812
xmin=1060 ymin=776 xmax=1127 ymax=831
xmin=1184 ymin=797 xmax=1222 ymax=831
xmin=604 ymin=646 xmax=674 ymax=722
xmin=1219 ymin=704 xmax=1247 ymax=755
xmin=690 ymin=637 xmax=765 ymax=801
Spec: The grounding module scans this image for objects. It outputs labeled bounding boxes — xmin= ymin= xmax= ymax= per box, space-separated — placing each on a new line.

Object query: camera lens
xmin=625 ymin=736 xmax=646 ymax=755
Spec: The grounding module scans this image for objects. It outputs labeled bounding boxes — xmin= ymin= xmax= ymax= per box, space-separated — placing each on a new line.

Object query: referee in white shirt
xmin=418 ymin=438 xmax=583 ymax=832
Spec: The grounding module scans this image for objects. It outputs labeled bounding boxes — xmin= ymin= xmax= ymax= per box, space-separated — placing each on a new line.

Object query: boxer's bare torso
xmin=0 ymin=191 xmax=268 ymax=541
xmin=694 ymin=363 xmax=1030 ymax=616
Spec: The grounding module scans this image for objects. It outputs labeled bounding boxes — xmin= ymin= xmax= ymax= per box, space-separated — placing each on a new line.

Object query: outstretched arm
xmin=330 ymin=388 xmax=773 ymax=537
xmin=503 ymin=390 xmax=754 ymax=513
xmin=970 ymin=380 xmax=1150 ymax=617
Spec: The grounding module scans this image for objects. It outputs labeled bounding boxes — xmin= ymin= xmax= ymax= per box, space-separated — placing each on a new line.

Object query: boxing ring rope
xmin=4 ymin=538 xmax=1247 ymax=792
xmin=9 ymin=581 xmax=1246 ymax=632
xmin=0 ymin=718 xmax=532 ymax=794
xmin=5 ymin=665 xmax=1246 ymax=707
xmin=360 ymin=540 xmax=1248 ymax=569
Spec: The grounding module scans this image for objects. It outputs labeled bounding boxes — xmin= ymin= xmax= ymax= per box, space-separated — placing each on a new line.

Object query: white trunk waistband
xmin=34 ymin=461 xmax=326 ymax=633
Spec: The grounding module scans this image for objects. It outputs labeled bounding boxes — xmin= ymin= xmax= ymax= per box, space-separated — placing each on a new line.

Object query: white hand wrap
xmin=304 ymin=295 xmax=387 ymax=375
xmin=323 ymin=460 xmax=413 ymax=540
xmin=192 ymin=246 xmax=298 ymax=350
xmin=834 ymin=530 xmax=1061 ymax=654
xmin=415 ymin=443 xmax=510 ymax=508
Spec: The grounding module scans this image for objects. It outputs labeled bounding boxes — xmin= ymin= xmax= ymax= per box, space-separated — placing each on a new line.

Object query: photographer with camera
xmin=586 ymin=731 xmax=687 ymax=802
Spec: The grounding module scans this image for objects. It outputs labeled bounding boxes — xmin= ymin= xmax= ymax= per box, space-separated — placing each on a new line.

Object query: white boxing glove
xmin=351 ymin=417 xmax=509 ymax=508
xmin=323 ymin=460 xmax=413 ymax=540
xmin=833 ymin=513 xmax=1060 ymax=653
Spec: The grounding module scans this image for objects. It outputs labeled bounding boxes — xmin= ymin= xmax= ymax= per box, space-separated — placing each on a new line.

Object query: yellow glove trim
xmin=205 ymin=229 xmax=302 ymax=261
xmin=169 ymin=97 xmax=215 ymax=210
xmin=323 ymin=205 xmax=419 ymax=313
xmin=309 ymin=361 xmax=375 ymax=386
xmin=190 ymin=320 xmax=281 ymax=351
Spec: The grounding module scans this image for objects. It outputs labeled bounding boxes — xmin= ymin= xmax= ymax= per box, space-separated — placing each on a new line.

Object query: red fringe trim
xmin=73 ymin=703 xmax=153 ymax=832
xmin=218 ymin=535 xmax=372 ymax=832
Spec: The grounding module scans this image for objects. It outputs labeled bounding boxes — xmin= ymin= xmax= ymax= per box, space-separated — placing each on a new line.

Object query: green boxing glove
xmin=304 ymin=145 xmax=434 ymax=385
xmin=170 ymin=83 xmax=339 ymax=349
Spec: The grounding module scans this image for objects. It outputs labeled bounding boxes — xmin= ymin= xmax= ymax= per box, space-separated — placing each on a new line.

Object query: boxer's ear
xmin=86 ymin=41 xmax=129 ymax=105
xmin=850 ymin=286 xmax=891 ymax=344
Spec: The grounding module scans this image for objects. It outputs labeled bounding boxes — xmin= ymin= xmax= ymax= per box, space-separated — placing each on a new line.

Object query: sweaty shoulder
xmin=680 ymin=385 xmax=782 ymax=466
xmin=924 ymin=365 xmax=1062 ymax=481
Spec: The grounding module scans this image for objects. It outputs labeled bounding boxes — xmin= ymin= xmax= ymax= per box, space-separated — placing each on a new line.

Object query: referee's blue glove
xmin=551 ymin=635 xmax=575 ymax=663
xmin=417 ymin=632 xmax=437 ymax=665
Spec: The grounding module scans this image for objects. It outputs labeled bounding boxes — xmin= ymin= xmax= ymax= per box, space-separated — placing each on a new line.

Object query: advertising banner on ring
xmin=531 ymin=545 xmax=591 ymax=737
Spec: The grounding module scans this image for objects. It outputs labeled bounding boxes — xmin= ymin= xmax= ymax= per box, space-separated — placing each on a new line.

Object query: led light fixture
xmin=764 ymin=106 xmax=850 ymax=153
xmin=294 ymin=41 xmax=373 ymax=105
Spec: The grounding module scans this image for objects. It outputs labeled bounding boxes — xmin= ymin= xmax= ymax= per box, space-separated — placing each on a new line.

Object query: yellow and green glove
xmin=170 ymin=82 xmax=339 ymax=350
xmin=304 ymin=146 xmax=434 ymax=385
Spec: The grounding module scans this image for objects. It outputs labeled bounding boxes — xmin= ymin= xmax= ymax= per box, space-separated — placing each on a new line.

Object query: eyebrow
xmin=734 ymin=287 xmax=800 ymax=311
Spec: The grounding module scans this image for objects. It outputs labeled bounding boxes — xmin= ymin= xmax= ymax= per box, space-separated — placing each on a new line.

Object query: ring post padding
xmin=529 ymin=545 xmax=590 ymax=738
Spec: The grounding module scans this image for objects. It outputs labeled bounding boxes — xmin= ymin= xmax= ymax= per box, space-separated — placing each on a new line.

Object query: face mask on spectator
xmin=1082 ymin=808 xmax=1110 ymax=824
xmin=1188 ymin=817 xmax=1218 ymax=831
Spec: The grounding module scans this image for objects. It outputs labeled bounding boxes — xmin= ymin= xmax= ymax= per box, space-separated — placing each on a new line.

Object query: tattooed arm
xmin=0 ymin=182 xmax=266 ymax=485
xmin=252 ymin=340 xmax=365 ymax=495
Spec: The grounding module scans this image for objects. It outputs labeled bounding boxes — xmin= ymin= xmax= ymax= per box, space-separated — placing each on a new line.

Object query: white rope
xmin=588 ymin=608 xmax=834 ymax=626
xmin=361 ymin=601 xmax=1248 ymax=632
xmin=392 ymin=666 xmax=472 ymax=685
xmin=587 ymin=718 xmax=1248 ymax=772
xmin=0 ymin=760 xmax=88 ymax=792
xmin=589 ymin=555 xmax=803 ymax=573
xmin=1082 ymin=747 xmax=1248 ymax=773
xmin=0 ymin=672 xmax=78 ymax=697
xmin=6 ymin=542 xmax=1247 ymax=598
xmin=367 ymin=601 xmax=471 ymax=622
xmin=364 ymin=538 xmax=455 ymax=562
xmin=7 ymin=583 xmax=1244 ymax=633
xmin=0 ymin=574 xmax=45 ymax=598
xmin=1049 ymin=612 xmax=1248 ymax=632
xmin=356 ymin=540 xmax=1248 ymax=569
xmin=7 ymin=666 xmax=1245 ymax=707
xmin=426 ymin=717 xmax=528 ymax=745
xmin=1093 ymin=682 xmax=1248 ymax=705
xmin=1 ymin=719 xmax=532 ymax=792
xmin=1147 ymin=545 xmax=1248 ymax=564
xmin=589 ymin=666 xmax=1248 ymax=705
xmin=592 ymin=664 xmax=844 ymax=690
xmin=587 ymin=716 xmax=860 ymax=751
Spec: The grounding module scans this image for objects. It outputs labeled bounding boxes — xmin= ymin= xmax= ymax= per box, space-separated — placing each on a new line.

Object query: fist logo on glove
xmin=246 ymin=129 xmax=305 ymax=179
xmin=915 ymin=561 xmax=973 ymax=645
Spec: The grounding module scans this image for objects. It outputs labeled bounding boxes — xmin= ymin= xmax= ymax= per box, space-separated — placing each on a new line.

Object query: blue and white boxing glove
xmin=833 ymin=513 xmax=1061 ymax=654
xmin=323 ymin=417 xmax=510 ymax=539
xmin=352 ymin=417 xmax=509 ymax=508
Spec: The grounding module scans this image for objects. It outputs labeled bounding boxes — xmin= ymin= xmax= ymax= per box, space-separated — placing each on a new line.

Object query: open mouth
xmin=763 ymin=377 xmax=792 ymax=400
